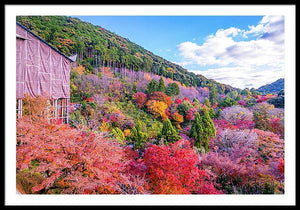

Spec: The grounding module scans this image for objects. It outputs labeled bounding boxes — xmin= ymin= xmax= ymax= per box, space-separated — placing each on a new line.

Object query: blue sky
xmin=72 ymin=15 xmax=284 ymax=89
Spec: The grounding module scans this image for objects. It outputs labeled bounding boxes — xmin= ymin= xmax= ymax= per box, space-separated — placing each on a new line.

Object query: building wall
xmin=16 ymin=23 xmax=71 ymax=99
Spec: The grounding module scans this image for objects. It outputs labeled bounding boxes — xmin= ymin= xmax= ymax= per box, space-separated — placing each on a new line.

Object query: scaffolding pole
xmin=17 ymin=99 xmax=22 ymax=118
xmin=66 ymin=98 xmax=69 ymax=124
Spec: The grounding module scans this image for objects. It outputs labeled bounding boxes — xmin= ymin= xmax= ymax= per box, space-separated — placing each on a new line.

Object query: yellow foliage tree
xmin=146 ymin=100 xmax=168 ymax=120
xmin=72 ymin=64 xmax=85 ymax=75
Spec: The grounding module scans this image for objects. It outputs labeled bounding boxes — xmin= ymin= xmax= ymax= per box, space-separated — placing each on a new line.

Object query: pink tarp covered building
xmin=16 ymin=22 xmax=75 ymax=123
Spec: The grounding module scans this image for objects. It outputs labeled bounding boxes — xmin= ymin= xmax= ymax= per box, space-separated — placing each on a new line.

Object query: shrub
xmin=128 ymin=121 xmax=148 ymax=150
xmin=218 ymin=96 xmax=237 ymax=108
xmin=133 ymin=92 xmax=147 ymax=108
xmin=145 ymin=100 xmax=168 ymax=120
xmin=220 ymin=105 xmax=253 ymax=125
xmin=21 ymin=93 xmax=49 ymax=120
xmin=143 ymin=140 xmax=222 ymax=194
xmin=147 ymin=91 xmax=172 ymax=107
xmin=16 ymin=117 xmax=141 ymax=194
xmin=160 ymin=118 xmax=181 ymax=143
xmin=177 ymin=100 xmax=194 ymax=116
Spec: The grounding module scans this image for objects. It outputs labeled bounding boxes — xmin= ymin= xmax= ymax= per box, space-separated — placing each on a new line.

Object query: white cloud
xmin=176 ymin=16 xmax=285 ymax=89
xmin=190 ymin=65 xmax=284 ymax=89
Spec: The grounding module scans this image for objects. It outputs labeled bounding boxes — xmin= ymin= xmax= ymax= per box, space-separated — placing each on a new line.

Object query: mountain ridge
xmin=16 ymin=16 xmax=239 ymax=93
xmin=256 ymin=78 xmax=284 ymax=94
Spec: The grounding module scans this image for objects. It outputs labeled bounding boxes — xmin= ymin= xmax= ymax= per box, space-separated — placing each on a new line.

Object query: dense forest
xmin=16 ymin=16 xmax=285 ymax=195
xmin=16 ymin=16 xmax=238 ymax=94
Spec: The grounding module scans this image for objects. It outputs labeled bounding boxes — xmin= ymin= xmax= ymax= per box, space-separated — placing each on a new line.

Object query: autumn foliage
xmin=142 ymin=140 xmax=222 ymax=194
xmin=133 ymin=92 xmax=147 ymax=108
xmin=16 ymin=117 xmax=144 ymax=194
xmin=16 ymin=65 xmax=285 ymax=195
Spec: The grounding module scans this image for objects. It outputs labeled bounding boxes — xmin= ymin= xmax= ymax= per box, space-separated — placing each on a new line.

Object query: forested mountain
xmin=256 ymin=78 xmax=284 ymax=94
xmin=16 ymin=16 xmax=237 ymax=93
xmin=16 ymin=15 xmax=285 ymax=195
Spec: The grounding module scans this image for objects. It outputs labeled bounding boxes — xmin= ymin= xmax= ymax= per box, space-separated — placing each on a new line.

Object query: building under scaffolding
xmin=16 ymin=22 xmax=76 ymax=123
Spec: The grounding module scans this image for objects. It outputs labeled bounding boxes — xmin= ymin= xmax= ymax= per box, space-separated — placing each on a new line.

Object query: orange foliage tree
xmin=147 ymin=91 xmax=172 ymax=107
xmin=145 ymin=100 xmax=168 ymax=120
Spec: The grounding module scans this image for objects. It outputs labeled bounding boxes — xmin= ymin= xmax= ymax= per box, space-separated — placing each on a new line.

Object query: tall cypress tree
xmin=201 ymin=110 xmax=216 ymax=152
xmin=189 ymin=112 xmax=204 ymax=149
xmin=129 ymin=121 xmax=148 ymax=149
xmin=161 ymin=118 xmax=181 ymax=143
xmin=204 ymin=97 xmax=211 ymax=107
xmin=157 ymin=77 xmax=166 ymax=92
xmin=189 ymin=111 xmax=216 ymax=152
xmin=209 ymin=85 xmax=218 ymax=105
xmin=146 ymin=79 xmax=159 ymax=94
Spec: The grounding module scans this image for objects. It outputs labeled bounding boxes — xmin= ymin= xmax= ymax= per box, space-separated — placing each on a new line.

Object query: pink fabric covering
xmin=16 ymin=24 xmax=71 ymax=99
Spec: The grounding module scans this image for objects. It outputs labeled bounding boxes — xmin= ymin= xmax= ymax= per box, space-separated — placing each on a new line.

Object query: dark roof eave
xmin=16 ymin=21 xmax=74 ymax=63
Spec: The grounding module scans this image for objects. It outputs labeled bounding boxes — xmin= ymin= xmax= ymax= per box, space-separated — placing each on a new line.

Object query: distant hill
xmin=16 ymin=16 xmax=238 ymax=93
xmin=256 ymin=78 xmax=284 ymax=94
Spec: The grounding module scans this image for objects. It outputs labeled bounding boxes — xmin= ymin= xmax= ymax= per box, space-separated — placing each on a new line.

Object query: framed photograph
xmin=5 ymin=4 xmax=296 ymax=206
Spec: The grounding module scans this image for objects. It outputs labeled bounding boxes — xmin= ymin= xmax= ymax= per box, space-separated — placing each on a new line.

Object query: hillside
xmin=256 ymin=78 xmax=284 ymax=94
xmin=16 ymin=16 xmax=238 ymax=93
xmin=16 ymin=15 xmax=285 ymax=196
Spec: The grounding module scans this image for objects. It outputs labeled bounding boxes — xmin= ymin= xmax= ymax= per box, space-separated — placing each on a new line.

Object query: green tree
xmin=189 ymin=111 xmax=216 ymax=153
xmin=192 ymin=98 xmax=201 ymax=110
xmin=241 ymin=88 xmax=251 ymax=96
xmin=226 ymin=90 xmax=239 ymax=100
xmin=157 ymin=77 xmax=166 ymax=92
xmin=204 ymin=97 xmax=211 ymax=107
xmin=129 ymin=121 xmax=148 ymax=150
xmin=209 ymin=85 xmax=218 ymax=105
xmin=165 ymin=82 xmax=180 ymax=96
xmin=253 ymin=110 xmax=271 ymax=131
xmin=177 ymin=100 xmax=194 ymax=116
xmin=209 ymin=107 xmax=215 ymax=119
xmin=111 ymin=127 xmax=125 ymax=144
xmin=218 ymin=96 xmax=237 ymax=108
xmin=246 ymin=97 xmax=257 ymax=107
xmin=146 ymin=79 xmax=159 ymax=94
xmin=250 ymin=88 xmax=259 ymax=96
xmin=161 ymin=118 xmax=181 ymax=143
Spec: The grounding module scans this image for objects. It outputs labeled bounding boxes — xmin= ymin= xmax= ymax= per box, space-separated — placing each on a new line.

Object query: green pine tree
xmin=209 ymin=107 xmax=215 ymax=119
xmin=209 ymin=85 xmax=218 ymax=105
xmin=129 ymin=121 xmax=148 ymax=149
xmin=189 ymin=111 xmax=216 ymax=153
xmin=165 ymin=82 xmax=180 ymax=96
xmin=161 ymin=118 xmax=181 ymax=143
xmin=201 ymin=110 xmax=216 ymax=152
xmin=146 ymin=79 xmax=159 ymax=94
xmin=204 ymin=97 xmax=211 ymax=107
xmin=157 ymin=77 xmax=166 ymax=92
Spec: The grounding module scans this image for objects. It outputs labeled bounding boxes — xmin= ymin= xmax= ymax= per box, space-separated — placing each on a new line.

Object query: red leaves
xmin=278 ymin=158 xmax=284 ymax=174
xmin=31 ymin=172 xmax=62 ymax=193
xmin=147 ymin=91 xmax=172 ymax=107
xmin=174 ymin=98 xmax=182 ymax=105
xmin=16 ymin=117 xmax=138 ymax=194
xmin=133 ymin=92 xmax=147 ymax=108
xmin=85 ymin=97 xmax=94 ymax=103
xmin=142 ymin=140 xmax=220 ymax=194
xmin=31 ymin=184 xmax=44 ymax=193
